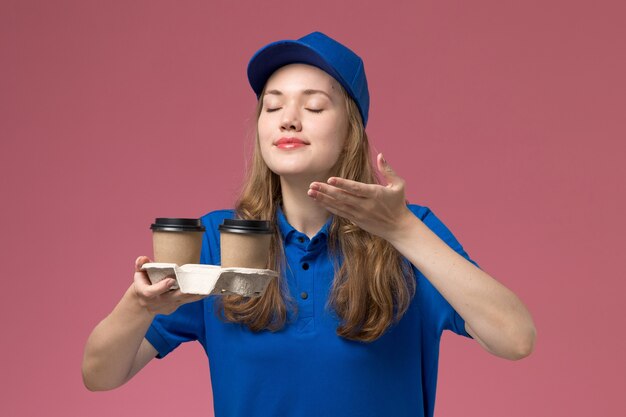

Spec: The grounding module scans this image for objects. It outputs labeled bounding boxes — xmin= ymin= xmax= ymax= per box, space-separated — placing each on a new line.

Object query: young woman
xmin=83 ymin=32 xmax=536 ymax=417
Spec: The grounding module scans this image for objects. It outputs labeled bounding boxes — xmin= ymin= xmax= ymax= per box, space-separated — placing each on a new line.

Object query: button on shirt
xmin=276 ymin=208 xmax=334 ymax=334
xmin=145 ymin=205 xmax=478 ymax=417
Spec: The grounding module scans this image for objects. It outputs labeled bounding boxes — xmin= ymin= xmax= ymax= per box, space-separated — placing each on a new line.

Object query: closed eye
xmin=265 ymin=108 xmax=323 ymax=113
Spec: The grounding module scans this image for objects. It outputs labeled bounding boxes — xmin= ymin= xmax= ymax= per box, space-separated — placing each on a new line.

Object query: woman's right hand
xmin=133 ymin=256 xmax=206 ymax=316
xmin=83 ymin=255 xmax=204 ymax=391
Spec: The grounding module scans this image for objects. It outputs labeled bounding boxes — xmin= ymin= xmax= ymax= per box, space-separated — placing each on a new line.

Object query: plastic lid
xmin=218 ymin=219 xmax=272 ymax=234
xmin=150 ymin=218 xmax=206 ymax=232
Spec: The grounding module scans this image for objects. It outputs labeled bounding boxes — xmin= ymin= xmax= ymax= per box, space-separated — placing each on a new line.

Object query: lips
xmin=274 ymin=137 xmax=309 ymax=149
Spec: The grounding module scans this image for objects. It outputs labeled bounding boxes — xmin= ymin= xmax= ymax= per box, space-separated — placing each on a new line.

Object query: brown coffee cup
xmin=219 ymin=219 xmax=272 ymax=269
xmin=150 ymin=218 xmax=206 ymax=265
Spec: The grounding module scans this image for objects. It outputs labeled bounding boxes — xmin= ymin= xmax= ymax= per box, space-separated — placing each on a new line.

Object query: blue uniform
xmin=146 ymin=204 xmax=478 ymax=417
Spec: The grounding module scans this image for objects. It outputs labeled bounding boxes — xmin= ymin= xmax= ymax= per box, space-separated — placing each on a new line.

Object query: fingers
xmin=133 ymin=256 xmax=155 ymax=289
xmin=325 ymin=177 xmax=376 ymax=198
xmin=308 ymin=184 xmax=364 ymax=224
xmin=135 ymin=255 xmax=153 ymax=272
xmin=308 ymin=174 xmax=386 ymax=223
xmin=309 ymin=179 xmax=377 ymax=202
xmin=136 ymin=275 xmax=176 ymax=298
xmin=132 ymin=255 xmax=208 ymax=316
xmin=308 ymin=183 xmax=358 ymax=213
xmin=376 ymin=153 xmax=402 ymax=187
xmin=308 ymin=153 xmax=403 ymax=200
xmin=134 ymin=274 xmax=207 ymax=314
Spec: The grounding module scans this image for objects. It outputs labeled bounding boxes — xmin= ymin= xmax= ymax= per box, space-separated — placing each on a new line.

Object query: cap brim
xmin=247 ymin=40 xmax=351 ymax=99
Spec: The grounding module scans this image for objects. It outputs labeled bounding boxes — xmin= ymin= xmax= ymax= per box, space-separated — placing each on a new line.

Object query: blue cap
xmin=247 ymin=31 xmax=370 ymax=127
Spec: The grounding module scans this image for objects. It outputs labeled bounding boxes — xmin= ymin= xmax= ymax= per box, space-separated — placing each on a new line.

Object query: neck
xmin=279 ymin=175 xmax=331 ymax=238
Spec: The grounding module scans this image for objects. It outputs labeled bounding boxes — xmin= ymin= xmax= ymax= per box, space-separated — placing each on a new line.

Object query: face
xmin=257 ymin=63 xmax=349 ymax=181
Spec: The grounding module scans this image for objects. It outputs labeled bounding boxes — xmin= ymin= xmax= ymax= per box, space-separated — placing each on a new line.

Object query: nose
xmin=280 ymin=105 xmax=302 ymax=132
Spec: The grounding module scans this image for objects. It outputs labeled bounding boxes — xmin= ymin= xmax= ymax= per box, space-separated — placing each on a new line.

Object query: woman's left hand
xmin=308 ymin=153 xmax=415 ymax=241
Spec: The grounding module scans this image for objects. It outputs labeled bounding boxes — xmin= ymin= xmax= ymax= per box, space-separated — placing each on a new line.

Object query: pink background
xmin=2 ymin=1 xmax=625 ymax=416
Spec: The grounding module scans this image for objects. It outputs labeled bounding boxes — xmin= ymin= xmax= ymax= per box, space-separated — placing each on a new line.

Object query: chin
xmin=270 ymin=167 xmax=329 ymax=181
xmin=265 ymin=159 xmax=335 ymax=180
xmin=271 ymin=169 xmax=310 ymax=178
xmin=267 ymin=162 xmax=309 ymax=176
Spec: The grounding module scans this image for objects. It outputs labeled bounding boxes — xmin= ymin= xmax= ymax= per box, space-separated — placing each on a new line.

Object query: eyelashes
xmin=265 ymin=108 xmax=324 ymax=113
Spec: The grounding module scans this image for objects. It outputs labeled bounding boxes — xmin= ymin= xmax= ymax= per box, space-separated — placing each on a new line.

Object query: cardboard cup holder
xmin=141 ymin=263 xmax=277 ymax=297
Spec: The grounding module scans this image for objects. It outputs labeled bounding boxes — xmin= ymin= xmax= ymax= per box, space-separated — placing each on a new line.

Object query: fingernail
xmin=310 ymin=183 xmax=320 ymax=191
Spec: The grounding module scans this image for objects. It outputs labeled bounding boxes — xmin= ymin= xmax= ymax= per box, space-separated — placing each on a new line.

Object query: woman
xmin=82 ymin=32 xmax=536 ymax=417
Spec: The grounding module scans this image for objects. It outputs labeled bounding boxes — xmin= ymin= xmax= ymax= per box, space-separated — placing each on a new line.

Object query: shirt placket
xmin=290 ymin=232 xmax=320 ymax=333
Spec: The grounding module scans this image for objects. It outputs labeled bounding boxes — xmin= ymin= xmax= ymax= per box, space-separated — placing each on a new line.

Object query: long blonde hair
xmin=217 ymin=83 xmax=415 ymax=342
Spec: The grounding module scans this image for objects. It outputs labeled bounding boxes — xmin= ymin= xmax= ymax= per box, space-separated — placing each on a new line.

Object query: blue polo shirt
xmin=146 ymin=204 xmax=478 ymax=417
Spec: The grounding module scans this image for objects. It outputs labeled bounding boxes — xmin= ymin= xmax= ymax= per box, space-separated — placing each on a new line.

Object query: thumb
xmin=377 ymin=153 xmax=400 ymax=186
xmin=135 ymin=255 xmax=153 ymax=272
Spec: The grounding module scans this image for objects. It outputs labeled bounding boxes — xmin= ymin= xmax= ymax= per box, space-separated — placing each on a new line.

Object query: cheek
xmin=318 ymin=139 xmax=346 ymax=168
xmin=327 ymin=122 xmax=349 ymax=157
xmin=257 ymin=113 xmax=273 ymax=134
xmin=257 ymin=122 xmax=273 ymax=147
xmin=258 ymin=138 xmax=273 ymax=165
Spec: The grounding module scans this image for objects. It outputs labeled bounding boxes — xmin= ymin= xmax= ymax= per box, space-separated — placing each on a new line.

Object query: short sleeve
xmin=145 ymin=300 xmax=207 ymax=358
xmin=408 ymin=204 xmax=480 ymax=339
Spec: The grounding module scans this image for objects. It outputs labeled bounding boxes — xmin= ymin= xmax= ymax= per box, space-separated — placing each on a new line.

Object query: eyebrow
xmin=263 ymin=89 xmax=332 ymax=100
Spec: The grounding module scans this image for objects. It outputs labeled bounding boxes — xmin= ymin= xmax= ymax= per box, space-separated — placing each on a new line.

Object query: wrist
xmin=383 ymin=207 xmax=420 ymax=247
xmin=120 ymin=284 xmax=156 ymax=321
